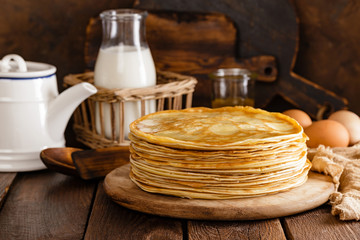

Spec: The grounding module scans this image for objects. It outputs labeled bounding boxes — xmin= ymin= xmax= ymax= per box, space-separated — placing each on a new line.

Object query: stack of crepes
xmin=128 ymin=106 xmax=311 ymax=199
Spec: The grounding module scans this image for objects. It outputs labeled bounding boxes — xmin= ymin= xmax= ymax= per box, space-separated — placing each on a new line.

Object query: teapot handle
xmin=0 ymin=54 xmax=27 ymax=73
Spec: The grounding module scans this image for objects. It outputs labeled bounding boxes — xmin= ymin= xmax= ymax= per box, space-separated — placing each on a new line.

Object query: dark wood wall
xmin=0 ymin=0 xmax=133 ymax=90
xmin=293 ymin=0 xmax=360 ymax=114
xmin=1 ymin=0 xmax=359 ymax=129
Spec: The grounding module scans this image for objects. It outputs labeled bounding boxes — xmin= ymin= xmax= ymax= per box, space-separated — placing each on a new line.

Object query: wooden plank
xmin=146 ymin=12 xmax=276 ymax=82
xmin=187 ymin=219 xmax=286 ymax=240
xmin=85 ymin=180 xmax=183 ymax=239
xmin=0 ymin=171 xmax=96 ymax=240
xmin=282 ymin=205 xmax=360 ymax=240
xmin=0 ymin=173 xmax=17 ymax=208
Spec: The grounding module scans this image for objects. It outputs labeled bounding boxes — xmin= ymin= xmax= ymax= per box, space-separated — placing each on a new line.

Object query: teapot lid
xmin=0 ymin=54 xmax=56 ymax=79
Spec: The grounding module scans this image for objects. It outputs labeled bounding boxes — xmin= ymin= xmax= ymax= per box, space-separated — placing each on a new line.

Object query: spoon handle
xmin=72 ymin=146 xmax=130 ymax=180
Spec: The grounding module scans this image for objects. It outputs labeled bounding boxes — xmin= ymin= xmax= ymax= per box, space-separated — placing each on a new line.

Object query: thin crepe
xmin=129 ymin=106 xmax=311 ymax=199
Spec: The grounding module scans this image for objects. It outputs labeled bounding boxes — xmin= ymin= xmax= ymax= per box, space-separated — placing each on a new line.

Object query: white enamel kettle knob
xmin=0 ymin=54 xmax=27 ymax=73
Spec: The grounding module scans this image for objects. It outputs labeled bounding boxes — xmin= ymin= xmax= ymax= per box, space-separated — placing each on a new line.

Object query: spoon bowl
xmin=40 ymin=147 xmax=82 ymax=177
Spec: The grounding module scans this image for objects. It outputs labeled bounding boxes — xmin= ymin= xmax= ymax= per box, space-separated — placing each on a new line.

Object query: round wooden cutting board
xmin=103 ymin=164 xmax=335 ymax=220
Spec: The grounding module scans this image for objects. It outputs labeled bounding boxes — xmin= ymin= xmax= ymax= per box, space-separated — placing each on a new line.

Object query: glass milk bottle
xmin=94 ymin=9 xmax=156 ymax=141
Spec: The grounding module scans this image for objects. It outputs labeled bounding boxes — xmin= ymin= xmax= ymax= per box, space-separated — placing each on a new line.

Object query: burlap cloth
xmin=307 ymin=142 xmax=360 ymax=220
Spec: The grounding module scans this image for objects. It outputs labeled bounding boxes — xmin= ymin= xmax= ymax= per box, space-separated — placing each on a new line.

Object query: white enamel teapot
xmin=0 ymin=54 xmax=97 ymax=171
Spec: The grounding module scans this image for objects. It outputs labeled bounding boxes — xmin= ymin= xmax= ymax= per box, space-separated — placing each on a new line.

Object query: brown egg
xmin=283 ymin=109 xmax=312 ymax=128
xmin=304 ymin=119 xmax=349 ymax=148
xmin=329 ymin=110 xmax=360 ymax=145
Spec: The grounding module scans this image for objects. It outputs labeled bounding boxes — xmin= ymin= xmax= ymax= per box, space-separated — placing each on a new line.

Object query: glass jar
xmin=210 ymin=68 xmax=255 ymax=108
xmin=94 ymin=9 xmax=156 ymax=140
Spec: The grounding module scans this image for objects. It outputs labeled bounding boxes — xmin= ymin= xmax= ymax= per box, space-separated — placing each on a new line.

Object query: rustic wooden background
xmin=0 ymin=0 xmax=359 ymax=145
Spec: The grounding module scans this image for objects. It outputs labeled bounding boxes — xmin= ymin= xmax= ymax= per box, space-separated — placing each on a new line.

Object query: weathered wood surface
xmin=0 ymin=170 xmax=359 ymax=240
xmin=85 ymin=181 xmax=183 ymax=240
xmin=134 ymin=0 xmax=348 ymax=118
xmin=0 ymin=171 xmax=96 ymax=240
xmin=283 ymin=205 xmax=360 ymax=240
xmin=187 ymin=219 xmax=286 ymax=240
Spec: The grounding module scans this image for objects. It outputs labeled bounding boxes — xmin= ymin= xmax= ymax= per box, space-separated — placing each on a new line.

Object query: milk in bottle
xmin=94 ymin=9 xmax=156 ymax=141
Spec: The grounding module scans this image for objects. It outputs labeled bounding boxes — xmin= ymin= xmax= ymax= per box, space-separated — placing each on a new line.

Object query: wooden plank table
xmin=1 ymin=170 xmax=359 ymax=240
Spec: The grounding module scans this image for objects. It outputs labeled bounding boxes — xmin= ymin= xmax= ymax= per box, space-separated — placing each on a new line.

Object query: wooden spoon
xmin=40 ymin=146 xmax=130 ymax=180
xmin=72 ymin=146 xmax=130 ymax=180
xmin=40 ymin=147 xmax=82 ymax=177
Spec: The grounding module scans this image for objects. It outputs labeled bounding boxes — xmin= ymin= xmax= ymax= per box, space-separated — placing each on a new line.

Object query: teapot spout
xmin=47 ymin=82 xmax=97 ymax=142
